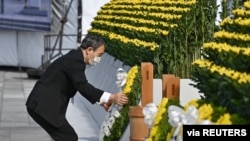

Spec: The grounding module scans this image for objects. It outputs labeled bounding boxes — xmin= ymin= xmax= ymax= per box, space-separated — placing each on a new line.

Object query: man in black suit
xmin=26 ymin=34 xmax=128 ymax=141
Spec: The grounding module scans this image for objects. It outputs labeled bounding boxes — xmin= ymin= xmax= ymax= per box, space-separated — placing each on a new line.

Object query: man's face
xmin=94 ymin=44 xmax=105 ymax=57
xmin=86 ymin=45 xmax=105 ymax=65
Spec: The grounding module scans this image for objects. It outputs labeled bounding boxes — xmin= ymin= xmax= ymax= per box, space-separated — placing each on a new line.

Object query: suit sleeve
xmin=66 ymin=59 xmax=104 ymax=104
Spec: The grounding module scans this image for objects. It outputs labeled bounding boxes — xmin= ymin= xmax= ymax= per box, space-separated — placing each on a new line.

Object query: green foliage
xmin=88 ymin=0 xmax=218 ymax=78
xmin=204 ymin=47 xmax=250 ymax=72
xmin=196 ymin=99 xmax=248 ymax=124
xmin=162 ymin=0 xmax=218 ymax=78
xmin=191 ymin=0 xmax=250 ymax=121
xmin=102 ymin=36 xmax=154 ymax=67
xmin=191 ymin=65 xmax=250 ymax=120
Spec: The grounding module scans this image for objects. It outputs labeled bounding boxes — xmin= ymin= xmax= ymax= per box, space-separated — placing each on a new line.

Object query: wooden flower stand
xmin=129 ymin=106 xmax=148 ymax=141
xmin=129 ymin=62 xmax=153 ymax=141
xmin=129 ymin=62 xmax=180 ymax=141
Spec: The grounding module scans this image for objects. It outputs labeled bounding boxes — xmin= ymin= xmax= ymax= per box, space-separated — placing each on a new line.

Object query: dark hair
xmin=80 ymin=34 xmax=105 ymax=50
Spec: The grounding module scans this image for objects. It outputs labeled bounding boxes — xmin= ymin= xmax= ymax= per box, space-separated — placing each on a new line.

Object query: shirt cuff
xmin=98 ymin=92 xmax=111 ymax=104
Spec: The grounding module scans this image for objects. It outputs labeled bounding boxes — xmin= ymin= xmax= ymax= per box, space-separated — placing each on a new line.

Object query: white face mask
xmin=89 ymin=56 xmax=101 ymax=66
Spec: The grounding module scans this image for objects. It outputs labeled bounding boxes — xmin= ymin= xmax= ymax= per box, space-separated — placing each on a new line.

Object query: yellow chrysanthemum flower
xmin=198 ymin=104 xmax=213 ymax=120
xmin=122 ymin=66 xmax=138 ymax=94
xmin=216 ymin=113 xmax=232 ymax=125
xmin=184 ymin=99 xmax=199 ymax=111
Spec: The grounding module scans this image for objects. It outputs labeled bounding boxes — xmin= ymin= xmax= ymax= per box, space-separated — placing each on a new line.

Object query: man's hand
xmin=102 ymin=102 xmax=112 ymax=111
xmin=109 ymin=93 xmax=128 ymax=106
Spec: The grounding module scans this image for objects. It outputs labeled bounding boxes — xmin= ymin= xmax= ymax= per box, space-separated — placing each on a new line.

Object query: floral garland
xmin=99 ymin=66 xmax=141 ymax=141
xmin=144 ymin=98 xmax=247 ymax=141
xmin=145 ymin=98 xmax=180 ymax=141
xmin=184 ymin=99 xmax=247 ymax=125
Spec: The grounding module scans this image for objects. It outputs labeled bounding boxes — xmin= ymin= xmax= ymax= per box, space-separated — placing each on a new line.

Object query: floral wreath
xmin=99 ymin=66 xmax=141 ymax=141
xmin=143 ymin=98 xmax=247 ymax=141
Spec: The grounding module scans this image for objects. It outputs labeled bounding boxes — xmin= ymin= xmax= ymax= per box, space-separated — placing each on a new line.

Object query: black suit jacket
xmin=26 ymin=48 xmax=104 ymax=127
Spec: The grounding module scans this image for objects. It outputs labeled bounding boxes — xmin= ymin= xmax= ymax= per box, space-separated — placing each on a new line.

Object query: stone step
xmin=0 ymin=126 xmax=53 ymax=141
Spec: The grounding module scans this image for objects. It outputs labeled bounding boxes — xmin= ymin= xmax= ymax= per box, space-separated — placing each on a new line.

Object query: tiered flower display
xmin=90 ymin=0 xmax=249 ymax=140
xmin=100 ymin=66 xmax=141 ymax=141
xmin=88 ymin=0 xmax=216 ymax=78
xmin=144 ymin=0 xmax=250 ymax=140
xmin=191 ymin=0 xmax=250 ymax=121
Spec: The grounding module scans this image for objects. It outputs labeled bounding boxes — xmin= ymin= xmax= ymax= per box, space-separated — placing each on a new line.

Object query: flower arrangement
xmin=191 ymin=0 xmax=250 ymax=120
xmin=88 ymin=0 xmax=217 ymax=78
xmin=183 ymin=99 xmax=247 ymax=125
xmin=144 ymin=98 xmax=247 ymax=141
xmin=144 ymin=98 xmax=180 ymax=141
xmin=99 ymin=65 xmax=141 ymax=141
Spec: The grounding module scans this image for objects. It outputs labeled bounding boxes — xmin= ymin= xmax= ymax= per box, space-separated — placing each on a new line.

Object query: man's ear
xmin=86 ymin=47 xmax=93 ymax=55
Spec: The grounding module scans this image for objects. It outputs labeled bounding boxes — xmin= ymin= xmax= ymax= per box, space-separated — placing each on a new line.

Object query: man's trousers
xmin=27 ymin=108 xmax=78 ymax=141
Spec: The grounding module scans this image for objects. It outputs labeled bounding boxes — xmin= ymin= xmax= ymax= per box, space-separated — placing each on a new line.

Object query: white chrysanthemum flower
xmin=104 ymin=125 xmax=111 ymax=136
xmin=108 ymin=116 xmax=115 ymax=128
xmin=99 ymin=68 xmax=129 ymax=140
xmin=113 ymin=110 xmax=121 ymax=118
